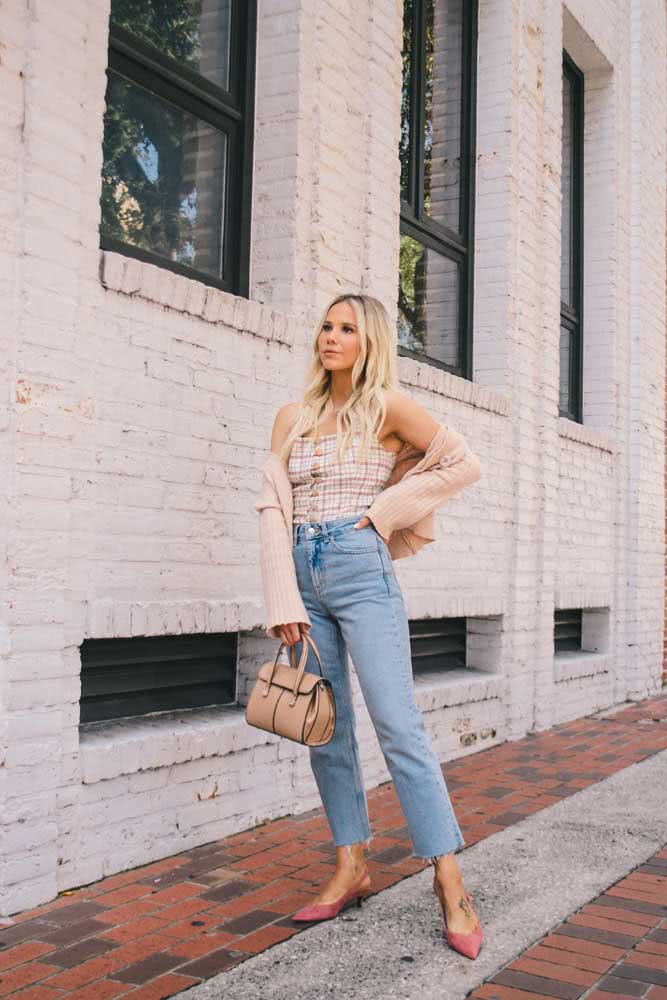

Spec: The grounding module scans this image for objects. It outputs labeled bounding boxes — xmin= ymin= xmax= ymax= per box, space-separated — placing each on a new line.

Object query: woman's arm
xmin=356 ymin=390 xmax=481 ymax=539
xmin=383 ymin=389 xmax=443 ymax=453
xmin=255 ymin=403 xmax=312 ymax=645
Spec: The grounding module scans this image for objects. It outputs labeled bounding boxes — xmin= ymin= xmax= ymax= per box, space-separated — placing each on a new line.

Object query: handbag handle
xmin=288 ymin=632 xmax=323 ymax=701
xmin=288 ymin=631 xmax=323 ymax=671
xmin=263 ymin=632 xmax=324 ymax=704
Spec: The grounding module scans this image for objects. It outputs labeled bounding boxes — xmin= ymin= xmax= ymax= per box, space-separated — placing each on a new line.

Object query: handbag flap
xmin=257 ymin=659 xmax=322 ymax=694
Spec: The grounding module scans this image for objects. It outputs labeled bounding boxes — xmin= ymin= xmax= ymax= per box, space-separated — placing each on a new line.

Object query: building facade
xmin=1 ymin=0 xmax=665 ymax=916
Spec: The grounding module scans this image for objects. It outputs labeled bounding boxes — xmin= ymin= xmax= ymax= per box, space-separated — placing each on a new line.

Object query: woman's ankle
xmin=430 ymin=853 xmax=464 ymax=890
xmin=430 ymin=852 xmax=459 ymax=872
xmin=335 ymin=841 xmax=368 ymax=874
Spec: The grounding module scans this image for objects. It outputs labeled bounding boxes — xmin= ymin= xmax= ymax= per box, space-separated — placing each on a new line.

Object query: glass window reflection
xmin=398 ymin=233 xmax=460 ymax=367
xmin=110 ymin=0 xmax=232 ymax=90
xmin=423 ymin=0 xmax=463 ymax=233
xmin=101 ymin=71 xmax=227 ymax=279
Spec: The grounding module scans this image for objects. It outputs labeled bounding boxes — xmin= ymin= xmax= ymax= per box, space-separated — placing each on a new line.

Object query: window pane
xmin=100 ymin=70 xmax=228 ymax=279
xmin=559 ymin=325 xmax=571 ymax=413
xmin=400 ymin=0 xmax=414 ymax=202
xmin=110 ymin=0 xmax=232 ymax=90
xmin=561 ymin=71 xmax=572 ymax=305
xmin=398 ymin=233 xmax=460 ymax=366
xmin=423 ymin=0 xmax=463 ymax=233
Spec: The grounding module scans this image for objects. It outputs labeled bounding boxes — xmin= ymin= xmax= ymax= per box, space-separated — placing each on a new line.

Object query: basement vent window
xmin=554 ymin=608 xmax=582 ymax=653
xmin=79 ymin=632 xmax=238 ymax=725
xmin=409 ymin=617 xmax=467 ymax=675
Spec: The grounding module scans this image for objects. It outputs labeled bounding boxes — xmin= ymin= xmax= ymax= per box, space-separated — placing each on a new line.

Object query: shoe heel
xmin=291 ymin=867 xmax=371 ymax=923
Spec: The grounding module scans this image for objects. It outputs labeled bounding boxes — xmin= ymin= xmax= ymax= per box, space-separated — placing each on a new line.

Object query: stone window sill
xmin=79 ymin=704 xmax=266 ymax=784
xmin=397 ymin=355 xmax=510 ymax=416
xmin=412 ymin=666 xmax=504 ymax=711
xmin=99 ymin=249 xmax=293 ymax=347
xmin=554 ymin=651 xmax=610 ymax=683
xmin=79 ymin=669 xmax=504 ymax=784
xmin=558 ymin=416 xmax=614 ymax=453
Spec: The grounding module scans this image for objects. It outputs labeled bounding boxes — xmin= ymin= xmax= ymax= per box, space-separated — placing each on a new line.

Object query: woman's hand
xmin=277 ymin=621 xmax=309 ymax=647
xmin=355 ymin=515 xmax=387 ymax=544
xmin=354 ymin=516 xmax=372 ymax=529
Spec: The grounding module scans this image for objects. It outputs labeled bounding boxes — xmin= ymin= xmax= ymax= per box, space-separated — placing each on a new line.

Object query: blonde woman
xmin=255 ymin=293 xmax=483 ymax=959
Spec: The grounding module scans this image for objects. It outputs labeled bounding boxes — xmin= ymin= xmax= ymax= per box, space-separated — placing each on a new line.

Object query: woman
xmin=255 ymin=292 xmax=483 ymax=959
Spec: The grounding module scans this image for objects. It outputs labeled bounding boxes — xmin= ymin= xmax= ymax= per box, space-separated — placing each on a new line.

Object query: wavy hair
xmin=278 ymin=293 xmax=400 ymax=465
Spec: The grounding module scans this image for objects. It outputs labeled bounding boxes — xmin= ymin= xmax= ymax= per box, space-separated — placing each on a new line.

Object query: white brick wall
xmin=0 ymin=0 xmax=664 ymax=915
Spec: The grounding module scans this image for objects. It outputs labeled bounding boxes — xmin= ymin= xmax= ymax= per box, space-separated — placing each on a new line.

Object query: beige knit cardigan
xmin=253 ymin=422 xmax=482 ymax=638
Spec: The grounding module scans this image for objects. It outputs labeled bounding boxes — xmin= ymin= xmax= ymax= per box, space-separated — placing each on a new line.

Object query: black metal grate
xmin=409 ymin=617 xmax=467 ymax=674
xmin=554 ymin=608 xmax=582 ymax=653
xmin=80 ymin=633 xmax=237 ymax=724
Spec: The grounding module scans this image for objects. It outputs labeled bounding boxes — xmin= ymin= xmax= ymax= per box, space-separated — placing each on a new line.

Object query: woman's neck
xmin=327 ymin=370 xmax=353 ymax=410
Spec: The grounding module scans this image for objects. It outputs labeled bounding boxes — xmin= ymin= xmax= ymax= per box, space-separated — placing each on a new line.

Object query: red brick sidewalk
xmin=1 ymin=693 xmax=666 ymax=999
xmin=471 ymin=844 xmax=667 ymax=1000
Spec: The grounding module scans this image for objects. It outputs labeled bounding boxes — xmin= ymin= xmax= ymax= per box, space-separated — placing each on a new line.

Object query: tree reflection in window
xmin=110 ymin=0 xmax=231 ymax=90
xmin=398 ymin=0 xmax=475 ymax=376
xmin=101 ymin=72 xmax=226 ymax=278
xmin=100 ymin=0 xmax=253 ymax=292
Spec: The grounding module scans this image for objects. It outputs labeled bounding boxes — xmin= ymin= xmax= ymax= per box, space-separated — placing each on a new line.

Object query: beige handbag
xmin=245 ymin=633 xmax=336 ymax=746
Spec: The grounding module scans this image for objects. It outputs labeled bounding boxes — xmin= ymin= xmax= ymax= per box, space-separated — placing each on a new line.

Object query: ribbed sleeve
xmin=256 ymin=502 xmax=312 ymax=640
xmin=364 ymin=427 xmax=482 ymax=543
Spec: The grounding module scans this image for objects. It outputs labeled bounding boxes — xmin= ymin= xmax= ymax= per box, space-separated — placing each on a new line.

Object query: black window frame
xmin=560 ymin=51 xmax=584 ymax=422
xmin=100 ymin=1 xmax=257 ymax=297
xmin=399 ymin=0 xmax=478 ymax=380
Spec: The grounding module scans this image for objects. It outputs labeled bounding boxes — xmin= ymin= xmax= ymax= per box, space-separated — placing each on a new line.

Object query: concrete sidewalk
xmin=183 ymin=745 xmax=667 ymax=1000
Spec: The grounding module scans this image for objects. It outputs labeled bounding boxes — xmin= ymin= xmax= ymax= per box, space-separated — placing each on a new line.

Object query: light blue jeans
xmin=291 ymin=512 xmax=466 ymax=859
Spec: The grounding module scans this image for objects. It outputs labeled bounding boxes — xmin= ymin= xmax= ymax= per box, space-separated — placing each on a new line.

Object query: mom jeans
xmin=290 ymin=512 xmax=465 ymax=859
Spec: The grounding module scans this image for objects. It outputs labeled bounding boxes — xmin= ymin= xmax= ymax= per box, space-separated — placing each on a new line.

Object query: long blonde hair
xmin=278 ymin=293 xmax=400 ymax=465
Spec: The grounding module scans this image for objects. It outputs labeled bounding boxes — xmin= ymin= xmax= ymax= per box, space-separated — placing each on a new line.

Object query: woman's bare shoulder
xmin=380 ymin=389 xmax=412 ymax=445
xmin=273 ymin=401 xmax=300 ymax=427
xmin=383 ymin=389 xmax=407 ymax=413
xmin=382 ymin=389 xmax=440 ymax=452
xmin=383 ymin=388 xmax=422 ymax=420
xmin=270 ymin=401 xmax=301 ymax=453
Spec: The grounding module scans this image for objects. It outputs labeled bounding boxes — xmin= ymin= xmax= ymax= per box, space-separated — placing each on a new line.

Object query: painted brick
xmin=0 ymin=0 xmax=665 ymax=920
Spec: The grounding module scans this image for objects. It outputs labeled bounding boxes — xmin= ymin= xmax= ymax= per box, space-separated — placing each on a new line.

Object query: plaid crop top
xmin=288 ymin=432 xmax=397 ymax=524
